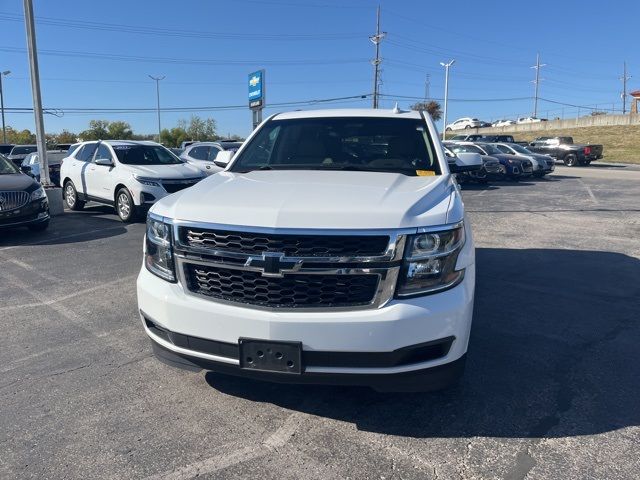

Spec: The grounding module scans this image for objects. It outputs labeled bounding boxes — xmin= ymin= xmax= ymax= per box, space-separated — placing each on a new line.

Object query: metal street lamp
xmin=440 ymin=59 xmax=455 ymax=141
xmin=148 ymin=75 xmax=165 ymax=143
xmin=0 ymin=70 xmax=11 ymax=144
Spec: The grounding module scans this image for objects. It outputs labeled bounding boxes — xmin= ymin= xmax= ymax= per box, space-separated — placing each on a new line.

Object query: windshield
xmin=112 ymin=145 xmax=183 ymax=165
xmin=0 ymin=154 xmax=20 ymax=174
xmin=230 ymin=117 xmax=440 ymax=176
xmin=508 ymin=144 xmax=532 ymax=154
xmin=478 ymin=144 xmax=502 ymax=155
xmin=10 ymin=146 xmax=37 ymax=156
xmin=448 ymin=144 xmax=483 ymax=155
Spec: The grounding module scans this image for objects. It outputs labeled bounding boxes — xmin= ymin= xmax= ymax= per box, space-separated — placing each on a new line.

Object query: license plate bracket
xmin=239 ymin=338 xmax=303 ymax=374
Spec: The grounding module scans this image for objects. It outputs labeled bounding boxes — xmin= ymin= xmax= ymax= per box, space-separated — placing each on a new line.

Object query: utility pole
xmin=369 ymin=5 xmax=386 ymax=108
xmin=149 ymin=75 xmax=165 ymax=142
xmin=531 ymin=53 xmax=546 ymax=118
xmin=23 ymin=0 xmax=50 ymax=186
xmin=424 ymin=73 xmax=430 ymax=102
xmin=620 ymin=61 xmax=631 ymax=114
xmin=440 ymin=59 xmax=455 ymax=141
xmin=0 ymin=70 xmax=10 ymax=144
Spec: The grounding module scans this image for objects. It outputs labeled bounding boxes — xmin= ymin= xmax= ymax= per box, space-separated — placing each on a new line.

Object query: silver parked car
xmin=180 ymin=141 xmax=243 ymax=175
xmin=494 ymin=143 xmax=554 ymax=176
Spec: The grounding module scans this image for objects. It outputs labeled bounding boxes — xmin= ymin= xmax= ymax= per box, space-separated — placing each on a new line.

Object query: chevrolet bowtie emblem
xmin=245 ymin=252 xmax=302 ymax=278
xmin=249 ymin=75 xmax=260 ymax=87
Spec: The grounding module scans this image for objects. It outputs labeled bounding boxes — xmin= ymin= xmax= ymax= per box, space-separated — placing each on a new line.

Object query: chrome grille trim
xmin=0 ymin=191 xmax=30 ymax=211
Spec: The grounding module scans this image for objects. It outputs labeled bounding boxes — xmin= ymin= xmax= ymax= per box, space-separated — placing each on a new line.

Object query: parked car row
xmin=445 ymin=116 xmax=549 ymax=131
xmin=444 ymin=140 xmax=554 ymax=183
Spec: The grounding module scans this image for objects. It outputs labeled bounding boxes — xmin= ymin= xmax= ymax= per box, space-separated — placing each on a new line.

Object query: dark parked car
xmin=0 ymin=144 xmax=14 ymax=155
xmin=475 ymin=142 xmax=533 ymax=179
xmin=528 ymin=136 xmax=603 ymax=166
xmin=6 ymin=145 xmax=38 ymax=167
xmin=0 ymin=153 xmax=50 ymax=231
xmin=20 ymin=150 xmax=67 ymax=186
xmin=443 ymin=142 xmax=504 ymax=183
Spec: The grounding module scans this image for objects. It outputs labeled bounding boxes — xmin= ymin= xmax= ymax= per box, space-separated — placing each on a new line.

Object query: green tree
xmin=55 ymin=130 xmax=78 ymax=144
xmin=106 ymin=121 xmax=133 ymax=139
xmin=80 ymin=120 xmax=110 ymax=140
xmin=184 ymin=115 xmax=218 ymax=141
xmin=409 ymin=101 xmax=443 ymax=121
xmin=160 ymin=127 xmax=189 ymax=147
xmin=5 ymin=126 xmax=36 ymax=144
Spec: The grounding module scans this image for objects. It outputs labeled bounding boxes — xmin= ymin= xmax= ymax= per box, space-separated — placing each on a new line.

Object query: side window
xmin=496 ymin=145 xmax=509 ymax=153
xmin=207 ymin=146 xmax=222 ymax=161
xmin=189 ymin=146 xmax=210 ymax=160
xmin=94 ymin=144 xmax=113 ymax=162
xmin=76 ymin=143 xmax=98 ymax=162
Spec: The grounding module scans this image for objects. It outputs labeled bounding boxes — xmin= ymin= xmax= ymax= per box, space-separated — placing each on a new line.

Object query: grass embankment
xmin=448 ymin=124 xmax=640 ymax=164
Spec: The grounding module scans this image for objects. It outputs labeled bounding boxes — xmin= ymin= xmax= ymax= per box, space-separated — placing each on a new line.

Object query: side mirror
xmin=214 ymin=150 xmax=234 ymax=168
xmin=450 ymin=152 xmax=483 ymax=173
xmin=95 ymin=158 xmax=114 ymax=166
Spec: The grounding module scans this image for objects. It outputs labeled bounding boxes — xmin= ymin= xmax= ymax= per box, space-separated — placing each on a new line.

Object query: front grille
xmin=0 ymin=191 xmax=30 ymax=211
xmin=161 ymin=179 xmax=201 ymax=194
xmin=185 ymin=263 xmax=379 ymax=308
xmin=181 ymin=227 xmax=390 ymax=257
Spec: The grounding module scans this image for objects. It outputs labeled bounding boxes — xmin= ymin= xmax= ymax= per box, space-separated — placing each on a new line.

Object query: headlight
xmin=145 ymin=215 xmax=176 ymax=282
xmin=30 ymin=186 xmax=46 ymax=201
xmin=396 ymin=224 xmax=465 ymax=297
xmin=135 ymin=176 xmax=162 ymax=187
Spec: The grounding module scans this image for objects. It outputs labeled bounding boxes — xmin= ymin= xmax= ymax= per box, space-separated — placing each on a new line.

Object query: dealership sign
xmin=248 ymin=70 xmax=265 ymax=109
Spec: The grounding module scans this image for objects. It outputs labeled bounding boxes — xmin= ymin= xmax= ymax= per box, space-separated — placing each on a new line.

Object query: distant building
xmin=630 ymin=90 xmax=640 ymax=114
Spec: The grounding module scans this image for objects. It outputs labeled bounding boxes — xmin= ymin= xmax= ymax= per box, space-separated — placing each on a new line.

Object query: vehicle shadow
xmin=206 ymin=247 xmax=640 ymax=439
xmin=0 ymin=208 xmax=130 ymax=247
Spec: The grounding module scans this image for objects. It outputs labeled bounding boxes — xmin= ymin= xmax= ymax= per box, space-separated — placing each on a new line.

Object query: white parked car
xmin=516 ymin=117 xmax=546 ymax=124
xmin=445 ymin=117 xmax=483 ymax=131
xmin=60 ymin=140 xmax=205 ymax=222
xmin=137 ymin=108 xmax=481 ymax=392
xmin=492 ymin=119 xmax=515 ymax=127
xmin=180 ymin=141 xmax=243 ymax=176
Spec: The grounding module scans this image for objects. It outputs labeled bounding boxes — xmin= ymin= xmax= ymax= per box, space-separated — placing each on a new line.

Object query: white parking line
xmin=578 ymin=179 xmax=598 ymax=203
xmin=143 ymin=412 xmax=308 ymax=480
xmin=0 ymin=225 xmax=129 ymax=252
xmin=0 ymin=274 xmax=137 ymax=313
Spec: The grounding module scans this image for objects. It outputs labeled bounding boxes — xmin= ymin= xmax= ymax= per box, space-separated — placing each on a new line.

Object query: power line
xmin=0 ymin=12 xmax=366 ymax=41
xmin=0 ymin=46 xmax=369 ymax=67
xmin=4 ymin=94 xmax=372 ymax=115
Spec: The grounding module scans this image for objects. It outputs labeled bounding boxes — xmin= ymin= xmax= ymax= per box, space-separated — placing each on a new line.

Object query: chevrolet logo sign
xmin=249 ymin=75 xmax=260 ymax=87
xmin=245 ymin=252 xmax=302 ymax=278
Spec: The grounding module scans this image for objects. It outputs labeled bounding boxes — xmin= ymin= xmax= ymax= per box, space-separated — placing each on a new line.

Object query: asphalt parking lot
xmin=1 ymin=165 xmax=639 ymax=480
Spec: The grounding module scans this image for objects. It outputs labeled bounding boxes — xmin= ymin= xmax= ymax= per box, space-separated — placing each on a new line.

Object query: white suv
xmin=137 ymin=108 xmax=481 ymax=392
xmin=180 ymin=141 xmax=243 ymax=176
xmin=445 ymin=117 xmax=483 ymax=131
xmin=60 ymin=140 xmax=204 ymax=222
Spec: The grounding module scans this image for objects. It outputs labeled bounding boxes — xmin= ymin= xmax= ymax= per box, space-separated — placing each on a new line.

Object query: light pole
xmin=148 ymin=75 xmax=165 ymax=142
xmin=440 ymin=59 xmax=455 ymax=141
xmin=0 ymin=70 xmax=10 ymax=144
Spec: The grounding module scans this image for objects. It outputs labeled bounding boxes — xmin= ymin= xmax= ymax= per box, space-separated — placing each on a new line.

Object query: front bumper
xmin=0 ymin=198 xmax=49 ymax=229
xmin=137 ymin=264 xmax=475 ymax=390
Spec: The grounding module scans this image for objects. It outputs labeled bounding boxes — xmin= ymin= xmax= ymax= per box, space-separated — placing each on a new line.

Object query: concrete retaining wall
xmin=474 ymin=113 xmax=640 ymax=135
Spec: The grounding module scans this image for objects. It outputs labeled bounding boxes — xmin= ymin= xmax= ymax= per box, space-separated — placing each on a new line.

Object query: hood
xmin=151 ymin=170 xmax=460 ymax=230
xmin=0 ymin=173 xmax=38 ymax=191
xmin=119 ymin=162 xmax=202 ymax=179
xmin=492 ymin=153 xmax=524 ymax=163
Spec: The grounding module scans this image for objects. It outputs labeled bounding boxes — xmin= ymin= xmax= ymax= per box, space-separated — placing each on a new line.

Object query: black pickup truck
xmin=528 ymin=136 xmax=603 ymax=166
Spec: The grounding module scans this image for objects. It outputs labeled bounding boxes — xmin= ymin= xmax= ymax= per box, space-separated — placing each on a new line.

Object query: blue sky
xmin=1 ymin=0 xmax=637 ymax=138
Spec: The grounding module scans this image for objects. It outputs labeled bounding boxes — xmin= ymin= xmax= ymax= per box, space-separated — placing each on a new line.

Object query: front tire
xmin=564 ymin=154 xmax=578 ymax=167
xmin=64 ymin=181 xmax=85 ymax=211
xmin=115 ymin=188 xmax=138 ymax=223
